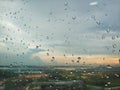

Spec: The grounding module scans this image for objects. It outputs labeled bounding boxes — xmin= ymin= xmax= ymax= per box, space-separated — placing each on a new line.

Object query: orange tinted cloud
xmin=32 ymin=52 xmax=120 ymax=65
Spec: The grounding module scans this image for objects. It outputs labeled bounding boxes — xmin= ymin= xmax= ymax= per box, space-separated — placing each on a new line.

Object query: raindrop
xmin=106 ymin=28 xmax=110 ymax=33
xmin=36 ymin=45 xmax=39 ymax=48
xmin=64 ymin=2 xmax=68 ymax=6
xmin=5 ymin=37 xmax=8 ymax=41
xmin=9 ymin=12 xmax=12 ymax=14
xmin=52 ymin=56 xmax=55 ymax=60
xmin=105 ymin=14 xmax=108 ymax=16
xmin=39 ymin=45 xmax=41 ymax=47
xmin=103 ymin=57 xmax=105 ymax=60
xmin=76 ymin=60 xmax=79 ymax=63
xmin=89 ymin=1 xmax=98 ymax=6
xmin=46 ymin=53 xmax=49 ymax=56
xmin=105 ymin=84 xmax=108 ymax=86
xmin=112 ymin=50 xmax=116 ymax=53
xmin=71 ymin=60 xmax=74 ymax=62
xmin=92 ymin=72 xmax=94 ymax=74
xmin=24 ymin=24 xmax=26 ymax=26
xmin=36 ymin=26 xmax=39 ymax=28
xmin=77 ymin=57 xmax=81 ymax=60
xmin=47 ymin=19 xmax=50 ymax=22
xmin=83 ymin=62 xmax=86 ymax=65
xmin=18 ymin=29 xmax=20 ymax=31
xmin=7 ymin=48 xmax=9 ymax=50
xmin=47 ymin=49 xmax=49 ymax=51
xmin=49 ymin=12 xmax=53 ymax=15
xmin=83 ymin=70 xmax=86 ymax=73
xmin=22 ymin=52 xmax=24 ymax=55
xmin=96 ymin=21 xmax=100 ymax=25
xmin=13 ymin=12 xmax=17 ymax=15
xmin=106 ymin=75 xmax=109 ymax=79
xmin=51 ymin=59 xmax=54 ymax=62
xmin=46 ymin=36 xmax=49 ymax=39
xmin=9 ymin=64 xmax=13 ymax=68
xmin=112 ymin=36 xmax=115 ymax=40
xmin=72 ymin=16 xmax=76 ymax=20
xmin=70 ymin=72 xmax=73 ymax=74
xmin=2 ymin=26 xmax=5 ymax=28
xmin=64 ymin=8 xmax=67 ymax=10
xmin=116 ymin=35 xmax=119 ymax=38
xmin=5 ymin=14 xmax=8 ymax=16
xmin=112 ymin=44 xmax=116 ymax=48
xmin=106 ymin=65 xmax=112 ymax=69
xmin=119 ymin=59 xmax=120 ymax=64
xmin=91 ymin=15 xmax=96 ymax=20
xmin=102 ymin=35 xmax=105 ymax=39
xmin=107 ymin=82 xmax=111 ymax=85
xmin=114 ymin=74 xmax=119 ymax=77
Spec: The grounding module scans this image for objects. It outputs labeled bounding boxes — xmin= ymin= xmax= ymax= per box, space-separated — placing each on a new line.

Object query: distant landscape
xmin=0 ymin=65 xmax=120 ymax=90
xmin=0 ymin=0 xmax=120 ymax=90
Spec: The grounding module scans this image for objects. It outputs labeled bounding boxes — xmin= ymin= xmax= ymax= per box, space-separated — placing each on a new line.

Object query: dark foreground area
xmin=0 ymin=65 xmax=120 ymax=90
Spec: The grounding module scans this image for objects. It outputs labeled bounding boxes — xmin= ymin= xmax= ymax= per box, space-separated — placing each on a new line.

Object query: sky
xmin=0 ymin=0 xmax=120 ymax=66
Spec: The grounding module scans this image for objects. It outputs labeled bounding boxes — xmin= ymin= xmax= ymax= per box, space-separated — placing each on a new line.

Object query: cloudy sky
xmin=0 ymin=0 xmax=120 ymax=66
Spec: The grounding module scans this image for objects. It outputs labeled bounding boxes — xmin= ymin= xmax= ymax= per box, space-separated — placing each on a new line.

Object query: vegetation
xmin=0 ymin=69 xmax=18 ymax=80
xmin=0 ymin=66 xmax=120 ymax=90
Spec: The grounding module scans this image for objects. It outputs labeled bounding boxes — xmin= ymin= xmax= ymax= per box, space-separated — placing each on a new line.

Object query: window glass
xmin=0 ymin=0 xmax=120 ymax=90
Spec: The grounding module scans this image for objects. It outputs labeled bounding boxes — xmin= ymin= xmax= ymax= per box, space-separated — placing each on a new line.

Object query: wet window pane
xmin=0 ymin=0 xmax=120 ymax=90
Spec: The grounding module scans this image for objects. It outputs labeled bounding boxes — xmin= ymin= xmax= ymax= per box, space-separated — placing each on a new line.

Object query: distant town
xmin=0 ymin=65 xmax=120 ymax=90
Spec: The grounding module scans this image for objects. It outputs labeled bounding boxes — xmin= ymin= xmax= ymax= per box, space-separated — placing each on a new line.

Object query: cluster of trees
xmin=0 ymin=70 xmax=18 ymax=80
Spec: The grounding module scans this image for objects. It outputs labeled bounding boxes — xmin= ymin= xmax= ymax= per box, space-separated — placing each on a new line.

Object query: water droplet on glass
xmin=96 ymin=21 xmax=100 ymax=25
xmin=5 ymin=37 xmax=8 ymax=41
xmin=72 ymin=16 xmax=76 ymax=20
xmin=7 ymin=48 xmax=9 ymax=50
xmin=76 ymin=60 xmax=79 ymax=63
xmin=106 ymin=75 xmax=109 ymax=79
xmin=52 ymin=57 xmax=55 ymax=60
xmin=106 ymin=65 xmax=112 ymax=69
xmin=107 ymin=82 xmax=111 ymax=85
xmin=77 ymin=57 xmax=81 ymax=60
xmin=9 ymin=64 xmax=13 ymax=68
xmin=71 ymin=60 xmax=74 ymax=62
xmin=114 ymin=74 xmax=119 ymax=77
xmin=112 ymin=36 xmax=115 ymax=40
xmin=22 ymin=52 xmax=24 ymax=55
xmin=64 ymin=2 xmax=68 ymax=6
xmin=105 ymin=84 xmax=108 ymax=86
xmin=49 ymin=12 xmax=53 ymax=15
xmin=64 ymin=8 xmax=67 ymax=10
xmin=46 ymin=53 xmax=49 ymax=56
xmin=46 ymin=36 xmax=49 ymax=39
xmin=106 ymin=28 xmax=110 ymax=33
xmin=112 ymin=50 xmax=116 ymax=53
xmin=24 ymin=24 xmax=26 ymax=26
xmin=105 ymin=14 xmax=108 ymax=16
xmin=119 ymin=59 xmax=120 ymax=64
xmin=36 ymin=45 xmax=39 ymax=48
xmin=91 ymin=15 xmax=96 ymax=20
xmin=112 ymin=44 xmax=116 ymax=48
xmin=89 ymin=1 xmax=98 ymax=6
xmin=102 ymin=35 xmax=105 ymax=39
